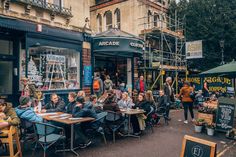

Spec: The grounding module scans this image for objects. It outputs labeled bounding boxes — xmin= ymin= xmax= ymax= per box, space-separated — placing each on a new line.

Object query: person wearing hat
xmin=20 ymin=77 xmax=36 ymax=98
xmin=15 ymin=96 xmax=43 ymax=123
xmin=0 ymin=99 xmax=20 ymax=129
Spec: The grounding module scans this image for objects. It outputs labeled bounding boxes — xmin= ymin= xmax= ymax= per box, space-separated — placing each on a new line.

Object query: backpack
xmin=93 ymin=79 xmax=100 ymax=90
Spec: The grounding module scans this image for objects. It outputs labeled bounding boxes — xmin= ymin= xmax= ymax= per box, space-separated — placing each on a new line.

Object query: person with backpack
xmin=93 ymin=73 xmax=103 ymax=98
xmin=104 ymin=75 xmax=113 ymax=92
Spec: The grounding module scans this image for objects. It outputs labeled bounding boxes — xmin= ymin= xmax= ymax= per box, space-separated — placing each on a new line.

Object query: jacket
xmin=104 ymin=79 xmax=113 ymax=90
xmin=72 ymin=106 xmax=98 ymax=119
xmin=93 ymin=77 xmax=103 ymax=93
xmin=44 ymin=98 xmax=65 ymax=113
xmin=3 ymin=103 xmax=20 ymax=126
xmin=65 ymin=101 xmax=76 ymax=114
xmin=15 ymin=107 xmax=43 ymax=123
xmin=158 ymin=95 xmax=168 ymax=107
xmin=135 ymin=100 xmax=151 ymax=115
xmin=179 ymin=86 xmax=194 ymax=102
xmin=135 ymin=79 xmax=146 ymax=93
xmin=103 ymin=102 xmax=120 ymax=112
xmin=164 ymin=83 xmax=175 ymax=102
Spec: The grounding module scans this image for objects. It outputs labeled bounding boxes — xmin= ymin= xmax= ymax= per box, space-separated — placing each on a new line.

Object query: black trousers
xmin=182 ymin=102 xmax=194 ymax=120
xmin=130 ymin=115 xmax=140 ymax=133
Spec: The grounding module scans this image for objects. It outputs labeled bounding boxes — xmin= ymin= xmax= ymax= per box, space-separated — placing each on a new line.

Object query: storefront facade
xmin=0 ymin=16 xmax=91 ymax=105
xmin=92 ymin=28 xmax=144 ymax=89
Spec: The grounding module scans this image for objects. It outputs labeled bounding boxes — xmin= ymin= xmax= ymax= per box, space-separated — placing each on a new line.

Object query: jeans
xmin=182 ymin=102 xmax=194 ymax=120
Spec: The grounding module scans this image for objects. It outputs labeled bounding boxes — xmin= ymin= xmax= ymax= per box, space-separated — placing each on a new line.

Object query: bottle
xmin=38 ymin=101 xmax=42 ymax=113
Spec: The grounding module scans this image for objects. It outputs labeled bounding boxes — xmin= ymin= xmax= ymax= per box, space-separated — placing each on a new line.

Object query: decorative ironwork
xmin=11 ymin=0 xmax=72 ymax=17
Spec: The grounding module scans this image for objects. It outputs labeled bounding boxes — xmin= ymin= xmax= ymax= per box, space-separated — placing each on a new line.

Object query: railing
xmin=11 ymin=0 xmax=72 ymax=17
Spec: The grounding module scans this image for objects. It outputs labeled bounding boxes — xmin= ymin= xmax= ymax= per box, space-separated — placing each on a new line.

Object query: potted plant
xmin=206 ymin=123 xmax=215 ymax=136
xmin=194 ymin=119 xmax=204 ymax=133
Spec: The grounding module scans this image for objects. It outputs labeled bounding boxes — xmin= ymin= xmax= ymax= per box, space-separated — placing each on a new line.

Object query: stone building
xmin=0 ymin=0 xmax=93 ymax=105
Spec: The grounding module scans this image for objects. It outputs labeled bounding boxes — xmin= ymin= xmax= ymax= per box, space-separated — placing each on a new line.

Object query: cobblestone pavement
xmin=1 ymin=109 xmax=235 ymax=157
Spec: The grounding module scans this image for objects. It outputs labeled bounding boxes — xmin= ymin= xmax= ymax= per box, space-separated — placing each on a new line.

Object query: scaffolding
xmin=138 ymin=0 xmax=187 ymax=93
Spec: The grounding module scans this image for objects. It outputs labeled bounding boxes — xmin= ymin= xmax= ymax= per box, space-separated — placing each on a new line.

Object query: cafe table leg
xmin=56 ymin=124 xmax=79 ymax=156
xmin=124 ymin=114 xmax=140 ymax=138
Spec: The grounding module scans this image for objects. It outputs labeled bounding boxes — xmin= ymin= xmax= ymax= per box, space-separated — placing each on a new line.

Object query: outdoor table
xmin=37 ymin=112 xmax=95 ymax=156
xmin=120 ymin=109 xmax=145 ymax=138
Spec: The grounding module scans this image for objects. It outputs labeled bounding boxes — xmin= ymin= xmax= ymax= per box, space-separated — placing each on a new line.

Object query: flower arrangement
xmin=194 ymin=118 xmax=205 ymax=126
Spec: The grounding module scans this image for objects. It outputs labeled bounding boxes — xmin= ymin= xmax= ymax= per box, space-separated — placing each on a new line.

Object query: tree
xmin=169 ymin=0 xmax=236 ymax=71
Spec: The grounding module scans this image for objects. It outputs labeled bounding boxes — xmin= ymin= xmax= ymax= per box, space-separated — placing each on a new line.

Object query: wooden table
xmin=120 ymin=109 xmax=145 ymax=138
xmin=37 ymin=112 xmax=95 ymax=156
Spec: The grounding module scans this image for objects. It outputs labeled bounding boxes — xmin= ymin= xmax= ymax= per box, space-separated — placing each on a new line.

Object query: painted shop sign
xmin=98 ymin=41 xmax=120 ymax=46
xmin=129 ymin=42 xmax=144 ymax=49
xmin=187 ymin=76 xmax=233 ymax=93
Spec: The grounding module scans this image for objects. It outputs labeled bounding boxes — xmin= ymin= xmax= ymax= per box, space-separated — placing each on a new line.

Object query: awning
xmin=93 ymin=28 xmax=144 ymax=57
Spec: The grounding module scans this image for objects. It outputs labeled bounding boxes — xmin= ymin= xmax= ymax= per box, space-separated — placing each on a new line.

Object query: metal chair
xmin=105 ymin=111 xmax=125 ymax=143
xmin=145 ymin=106 xmax=155 ymax=133
xmin=33 ymin=122 xmax=66 ymax=157
xmin=155 ymin=106 xmax=169 ymax=125
xmin=19 ymin=119 xmax=36 ymax=149
xmin=85 ymin=112 xmax=108 ymax=144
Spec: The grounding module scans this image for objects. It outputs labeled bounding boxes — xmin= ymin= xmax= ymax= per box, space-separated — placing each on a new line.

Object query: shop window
xmin=153 ymin=13 xmax=159 ymax=27
xmin=104 ymin=11 xmax=112 ymax=30
xmin=22 ymin=46 xmax=80 ymax=90
xmin=114 ymin=8 xmax=121 ymax=29
xmin=0 ymin=39 xmax=13 ymax=55
xmin=147 ymin=10 xmax=152 ymax=28
xmin=97 ymin=14 xmax=102 ymax=33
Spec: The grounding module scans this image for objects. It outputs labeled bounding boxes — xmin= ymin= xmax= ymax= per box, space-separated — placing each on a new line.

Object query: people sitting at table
xmin=84 ymin=95 xmax=102 ymax=113
xmin=15 ymin=96 xmax=43 ymax=123
xmin=77 ymin=90 xmax=86 ymax=100
xmin=0 ymin=99 xmax=20 ymax=129
xmin=117 ymin=92 xmax=135 ymax=109
xmin=135 ymin=93 xmax=151 ymax=114
xmin=145 ymin=90 xmax=156 ymax=110
xmin=65 ymin=92 xmax=77 ymax=114
xmin=41 ymin=93 xmax=65 ymax=113
xmin=72 ymin=97 xmax=97 ymax=148
xmin=103 ymin=93 xmax=120 ymax=112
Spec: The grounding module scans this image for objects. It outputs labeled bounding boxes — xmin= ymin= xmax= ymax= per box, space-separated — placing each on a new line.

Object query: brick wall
xmin=82 ymin=48 xmax=92 ymax=95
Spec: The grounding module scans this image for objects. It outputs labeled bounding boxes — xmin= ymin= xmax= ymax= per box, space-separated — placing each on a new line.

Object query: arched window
xmin=114 ymin=8 xmax=121 ymax=29
xmin=104 ymin=11 xmax=112 ymax=30
xmin=97 ymin=14 xmax=102 ymax=33
xmin=147 ymin=10 xmax=152 ymax=28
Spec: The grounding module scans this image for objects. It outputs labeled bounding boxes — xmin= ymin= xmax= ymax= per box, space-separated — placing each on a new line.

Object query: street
xmin=20 ymin=109 xmax=235 ymax=157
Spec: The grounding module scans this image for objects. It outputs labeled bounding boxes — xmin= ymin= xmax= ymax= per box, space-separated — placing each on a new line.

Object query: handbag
xmin=190 ymin=91 xmax=195 ymax=101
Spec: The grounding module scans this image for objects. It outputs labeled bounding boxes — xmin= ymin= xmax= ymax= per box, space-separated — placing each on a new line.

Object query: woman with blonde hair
xmin=117 ymin=92 xmax=134 ymax=109
xmin=145 ymin=90 xmax=156 ymax=110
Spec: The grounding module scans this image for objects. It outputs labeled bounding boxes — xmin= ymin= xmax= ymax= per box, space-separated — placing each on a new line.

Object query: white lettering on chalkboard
xmin=192 ymin=145 xmax=203 ymax=157
xmin=221 ymin=108 xmax=232 ymax=121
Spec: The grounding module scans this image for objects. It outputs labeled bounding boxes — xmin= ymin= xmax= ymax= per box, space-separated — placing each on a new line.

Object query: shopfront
xmin=92 ymin=28 xmax=144 ymax=89
xmin=0 ymin=16 xmax=87 ymax=106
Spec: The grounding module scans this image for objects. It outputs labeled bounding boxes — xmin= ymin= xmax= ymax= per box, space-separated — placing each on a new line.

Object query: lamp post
xmin=219 ymin=40 xmax=225 ymax=65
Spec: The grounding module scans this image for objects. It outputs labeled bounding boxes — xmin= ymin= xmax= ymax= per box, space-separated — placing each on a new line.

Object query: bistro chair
xmin=105 ymin=111 xmax=125 ymax=143
xmin=85 ymin=112 xmax=108 ymax=144
xmin=145 ymin=106 xmax=155 ymax=133
xmin=0 ymin=126 xmax=22 ymax=157
xmin=33 ymin=122 xmax=66 ymax=157
xmin=155 ymin=106 xmax=169 ymax=125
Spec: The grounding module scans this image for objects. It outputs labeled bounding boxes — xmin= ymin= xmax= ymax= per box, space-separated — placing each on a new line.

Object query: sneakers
xmin=184 ymin=120 xmax=188 ymax=124
xmin=79 ymin=140 xmax=92 ymax=149
xmin=192 ymin=119 xmax=196 ymax=123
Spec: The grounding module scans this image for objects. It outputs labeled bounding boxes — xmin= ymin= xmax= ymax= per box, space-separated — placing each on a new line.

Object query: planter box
xmin=198 ymin=112 xmax=214 ymax=125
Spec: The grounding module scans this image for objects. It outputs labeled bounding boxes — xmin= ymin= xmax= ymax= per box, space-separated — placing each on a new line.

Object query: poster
xmin=84 ymin=65 xmax=92 ymax=86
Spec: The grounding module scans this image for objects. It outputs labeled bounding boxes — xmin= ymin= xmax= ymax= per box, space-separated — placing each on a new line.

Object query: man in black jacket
xmin=41 ymin=93 xmax=65 ymax=113
xmin=163 ymin=77 xmax=174 ymax=119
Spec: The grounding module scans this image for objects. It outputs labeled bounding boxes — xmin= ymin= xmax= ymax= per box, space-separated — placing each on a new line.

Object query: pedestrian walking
xmin=178 ymin=81 xmax=195 ymax=124
xmin=93 ymin=73 xmax=104 ymax=97
xmin=104 ymin=75 xmax=113 ymax=91
xmin=163 ymin=77 xmax=174 ymax=120
xmin=202 ymin=80 xmax=210 ymax=98
xmin=135 ymin=75 xmax=146 ymax=93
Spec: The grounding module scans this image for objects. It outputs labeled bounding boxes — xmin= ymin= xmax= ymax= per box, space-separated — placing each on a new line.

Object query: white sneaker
xmin=192 ymin=119 xmax=196 ymax=122
xmin=184 ymin=120 xmax=188 ymax=124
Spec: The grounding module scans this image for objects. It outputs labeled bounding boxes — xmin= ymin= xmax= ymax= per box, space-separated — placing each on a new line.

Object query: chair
xmin=155 ymin=106 xmax=169 ymax=125
xmin=33 ymin=122 xmax=66 ymax=157
xmin=105 ymin=111 xmax=125 ymax=143
xmin=85 ymin=112 xmax=108 ymax=144
xmin=0 ymin=126 xmax=22 ymax=157
xmin=145 ymin=106 xmax=155 ymax=133
xmin=19 ymin=119 xmax=36 ymax=149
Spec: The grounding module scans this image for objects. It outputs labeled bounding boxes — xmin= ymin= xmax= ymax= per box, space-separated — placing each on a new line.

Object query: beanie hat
xmin=19 ymin=96 xmax=30 ymax=106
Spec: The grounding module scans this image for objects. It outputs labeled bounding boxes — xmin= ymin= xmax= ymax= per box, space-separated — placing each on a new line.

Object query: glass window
xmin=147 ymin=10 xmax=152 ymax=28
xmin=114 ymin=9 xmax=121 ymax=29
xmin=24 ymin=46 xmax=80 ymax=90
xmin=153 ymin=13 xmax=159 ymax=27
xmin=97 ymin=14 xmax=102 ymax=33
xmin=104 ymin=11 xmax=112 ymax=30
xmin=0 ymin=39 xmax=13 ymax=55
xmin=0 ymin=61 xmax=13 ymax=94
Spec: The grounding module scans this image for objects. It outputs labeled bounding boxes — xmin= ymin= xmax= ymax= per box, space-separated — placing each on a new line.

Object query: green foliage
xmin=168 ymin=0 xmax=236 ymax=71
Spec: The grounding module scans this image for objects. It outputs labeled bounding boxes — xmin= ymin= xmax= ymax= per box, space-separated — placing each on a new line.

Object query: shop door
xmin=0 ymin=61 xmax=13 ymax=97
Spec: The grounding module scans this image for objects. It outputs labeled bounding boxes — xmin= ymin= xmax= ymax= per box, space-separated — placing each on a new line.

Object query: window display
xmin=23 ymin=46 xmax=80 ymax=90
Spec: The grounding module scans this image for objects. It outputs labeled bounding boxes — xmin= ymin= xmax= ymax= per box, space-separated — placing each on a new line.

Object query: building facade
xmin=0 ymin=0 xmax=92 ymax=105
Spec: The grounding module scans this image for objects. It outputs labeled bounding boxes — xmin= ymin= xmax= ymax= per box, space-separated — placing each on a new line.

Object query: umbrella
xmin=200 ymin=61 xmax=236 ymax=78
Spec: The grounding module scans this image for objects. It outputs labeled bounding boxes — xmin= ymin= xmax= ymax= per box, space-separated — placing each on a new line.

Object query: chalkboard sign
xmin=180 ymin=135 xmax=217 ymax=157
xmin=216 ymin=97 xmax=235 ymax=132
